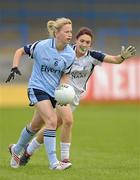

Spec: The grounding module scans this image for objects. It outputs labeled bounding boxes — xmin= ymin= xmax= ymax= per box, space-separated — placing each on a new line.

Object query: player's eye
xmin=86 ymin=41 xmax=91 ymax=45
xmin=80 ymin=39 xmax=84 ymax=43
xmin=65 ymin=30 xmax=72 ymax=34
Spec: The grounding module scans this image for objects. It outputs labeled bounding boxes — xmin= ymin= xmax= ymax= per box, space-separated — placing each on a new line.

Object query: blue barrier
xmin=0 ymin=10 xmax=139 ymax=20
xmin=0 ymin=1 xmax=140 ymax=48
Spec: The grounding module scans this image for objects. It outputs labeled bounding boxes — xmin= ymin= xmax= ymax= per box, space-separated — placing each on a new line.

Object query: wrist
xmin=120 ymin=55 xmax=126 ymax=60
xmin=11 ymin=67 xmax=18 ymax=70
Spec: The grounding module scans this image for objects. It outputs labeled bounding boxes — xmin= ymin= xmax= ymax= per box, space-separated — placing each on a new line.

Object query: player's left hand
xmin=5 ymin=67 xmax=21 ymax=83
xmin=121 ymin=46 xmax=136 ymax=60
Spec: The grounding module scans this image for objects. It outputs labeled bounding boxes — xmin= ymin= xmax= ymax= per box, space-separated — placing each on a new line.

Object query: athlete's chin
xmin=79 ymin=50 xmax=86 ymax=55
xmin=67 ymin=40 xmax=71 ymax=44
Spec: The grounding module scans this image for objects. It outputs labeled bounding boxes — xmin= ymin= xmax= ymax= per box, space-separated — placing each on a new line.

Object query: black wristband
xmin=11 ymin=67 xmax=18 ymax=71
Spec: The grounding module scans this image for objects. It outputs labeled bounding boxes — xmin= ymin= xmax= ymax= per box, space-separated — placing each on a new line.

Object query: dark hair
xmin=75 ymin=27 xmax=93 ymax=40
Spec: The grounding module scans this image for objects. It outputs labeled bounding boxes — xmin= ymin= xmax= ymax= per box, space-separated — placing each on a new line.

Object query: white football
xmin=55 ymin=84 xmax=75 ymax=104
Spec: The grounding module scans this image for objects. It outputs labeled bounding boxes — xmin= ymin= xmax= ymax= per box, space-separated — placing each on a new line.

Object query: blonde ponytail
xmin=47 ymin=20 xmax=57 ymax=37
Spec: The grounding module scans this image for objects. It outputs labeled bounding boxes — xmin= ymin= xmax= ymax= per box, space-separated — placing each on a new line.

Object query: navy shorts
xmin=27 ymin=88 xmax=57 ymax=108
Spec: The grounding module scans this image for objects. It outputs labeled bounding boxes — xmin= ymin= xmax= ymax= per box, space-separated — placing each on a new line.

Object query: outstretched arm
xmin=104 ymin=46 xmax=136 ymax=64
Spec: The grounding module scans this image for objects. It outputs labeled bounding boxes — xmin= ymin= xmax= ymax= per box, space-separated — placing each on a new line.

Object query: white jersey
xmin=69 ymin=48 xmax=105 ymax=111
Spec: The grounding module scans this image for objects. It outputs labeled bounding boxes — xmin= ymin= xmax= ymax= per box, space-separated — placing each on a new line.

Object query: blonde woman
xmin=6 ymin=17 xmax=75 ymax=170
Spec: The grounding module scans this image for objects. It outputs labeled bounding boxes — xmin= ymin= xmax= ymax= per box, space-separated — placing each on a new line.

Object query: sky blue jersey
xmin=24 ymin=38 xmax=75 ymax=97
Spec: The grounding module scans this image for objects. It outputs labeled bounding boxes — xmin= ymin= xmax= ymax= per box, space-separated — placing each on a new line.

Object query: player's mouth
xmin=79 ymin=47 xmax=87 ymax=52
xmin=67 ymin=38 xmax=71 ymax=42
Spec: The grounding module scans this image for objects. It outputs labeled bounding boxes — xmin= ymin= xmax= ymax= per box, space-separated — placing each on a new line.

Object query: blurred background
xmin=0 ymin=1 xmax=140 ymax=179
xmin=0 ymin=0 xmax=140 ymax=106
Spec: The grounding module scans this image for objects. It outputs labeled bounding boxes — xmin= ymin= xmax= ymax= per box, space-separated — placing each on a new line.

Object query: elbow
xmin=15 ymin=48 xmax=25 ymax=56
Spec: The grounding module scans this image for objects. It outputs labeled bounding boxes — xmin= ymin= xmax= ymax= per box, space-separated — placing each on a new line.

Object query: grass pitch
xmin=0 ymin=103 xmax=140 ymax=180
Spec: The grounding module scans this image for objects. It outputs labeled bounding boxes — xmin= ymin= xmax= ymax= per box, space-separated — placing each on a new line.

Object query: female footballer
xmin=6 ymin=17 xmax=75 ymax=170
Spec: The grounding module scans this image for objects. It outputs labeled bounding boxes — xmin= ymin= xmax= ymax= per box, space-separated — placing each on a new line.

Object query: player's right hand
xmin=5 ymin=67 xmax=21 ymax=83
xmin=121 ymin=46 xmax=136 ymax=60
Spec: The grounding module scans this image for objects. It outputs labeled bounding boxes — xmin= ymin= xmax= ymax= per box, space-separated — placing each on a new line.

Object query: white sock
xmin=27 ymin=138 xmax=42 ymax=155
xmin=60 ymin=142 xmax=71 ymax=161
xmin=44 ymin=129 xmax=59 ymax=168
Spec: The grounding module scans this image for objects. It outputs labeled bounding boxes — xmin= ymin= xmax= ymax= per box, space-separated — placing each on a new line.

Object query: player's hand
xmin=5 ymin=67 xmax=21 ymax=83
xmin=121 ymin=46 xmax=136 ymax=60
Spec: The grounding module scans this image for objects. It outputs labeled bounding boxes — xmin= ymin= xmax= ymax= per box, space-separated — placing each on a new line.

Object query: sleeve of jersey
xmin=64 ymin=60 xmax=74 ymax=74
xmin=24 ymin=41 xmax=40 ymax=58
xmin=64 ymin=51 xmax=76 ymax=74
xmin=90 ymin=50 xmax=106 ymax=63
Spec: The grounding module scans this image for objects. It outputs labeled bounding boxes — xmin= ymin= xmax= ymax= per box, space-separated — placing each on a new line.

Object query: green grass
xmin=0 ymin=103 xmax=140 ymax=180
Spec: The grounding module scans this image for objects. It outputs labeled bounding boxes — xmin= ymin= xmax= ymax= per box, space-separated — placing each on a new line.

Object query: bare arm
xmin=12 ymin=47 xmax=26 ymax=67
xmin=5 ymin=47 xmax=27 ymax=83
xmin=103 ymin=54 xmax=124 ymax=64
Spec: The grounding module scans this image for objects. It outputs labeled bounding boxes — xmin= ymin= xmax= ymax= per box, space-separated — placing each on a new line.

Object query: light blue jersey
xmin=24 ymin=38 xmax=75 ymax=97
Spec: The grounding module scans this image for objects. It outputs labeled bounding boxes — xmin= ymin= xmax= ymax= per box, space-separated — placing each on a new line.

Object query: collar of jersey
xmin=76 ymin=50 xmax=89 ymax=60
xmin=51 ymin=38 xmax=56 ymax=49
xmin=51 ymin=38 xmax=68 ymax=51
